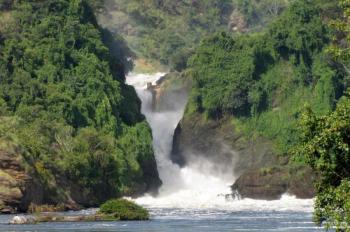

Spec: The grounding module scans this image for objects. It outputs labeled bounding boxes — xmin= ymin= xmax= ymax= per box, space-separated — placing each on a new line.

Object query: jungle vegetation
xmin=0 ymin=0 xmax=160 ymax=206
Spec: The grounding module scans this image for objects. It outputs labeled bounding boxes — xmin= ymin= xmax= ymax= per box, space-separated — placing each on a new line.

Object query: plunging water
xmin=125 ymin=73 xmax=318 ymax=212
xmin=126 ymin=72 xmax=237 ymax=208
xmin=0 ymin=73 xmax=325 ymax=231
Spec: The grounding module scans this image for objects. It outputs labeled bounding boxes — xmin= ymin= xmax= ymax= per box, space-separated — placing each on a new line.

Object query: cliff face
xmin=149 ymin=72 xmax=191 ymax=113
xmin=172 ymin=113 xmax=278 ymax=176
xmin=0 ymin=141 xmax=160 ymax=213
xmin=0 ymin=142 xmax=93 ymax=213
xmin=232 ymin=166 xmax=316 ymax=200
xmin=171 ymin=113 xmax=316 ymax=200
xmin=0 ymin=143 xmax=50 ymax=214
xmin=0 ymin=147 xmax=27 ymax=214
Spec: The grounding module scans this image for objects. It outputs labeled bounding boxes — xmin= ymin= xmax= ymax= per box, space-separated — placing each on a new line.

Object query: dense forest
xmin=0 ymin=0 xmax=160 ymax=211
xmin=294 ymin=0 xmax=350 ymax=229
xmin=0 ymin=0 xmax=350 ymax=230
xmin=184 ymin=0 xmax=350 ymax=229
xmin=100 ymin=0 xmax=294 ymax=71
xmin=187 ymin=0 xmax=343 ymax=151
xmin=104 ymin=0 xmax=350 ymax=229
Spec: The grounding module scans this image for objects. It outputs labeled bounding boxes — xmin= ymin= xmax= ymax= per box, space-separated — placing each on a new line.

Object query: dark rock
xmin=171 ymin=124 xmax=186 ymax=166
xmin=232 ymin=166 xmax=317 ymax=200
xmin=1 ymin=207 xmax=14 ymax=214
xmin=136 ymin=153 xmax=162 ymax=197
xmin=149 ymin=72 xmax=191 ymax=112
xmin=232 ymin=168 xmax=289 ymax=200
xmin=171 ymin=112 xmax=317 ymax=200
xmin=171 ymin=113 xmax=278 ymax=176
xmin=288 ymin=167 xmax=317 ymax=199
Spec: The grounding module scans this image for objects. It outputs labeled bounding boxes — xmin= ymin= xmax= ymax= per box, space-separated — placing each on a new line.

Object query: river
xmin=0 ymin=73 xmax=325 ymax=231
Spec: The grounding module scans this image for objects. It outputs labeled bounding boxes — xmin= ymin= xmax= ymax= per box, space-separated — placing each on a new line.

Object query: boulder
xmin=231 ymin=166 xmax=317 ymax=200
xmin=10 ymin=216 xmax=36 ymax=224
xmin=171 ymin=112 xmax=317 ymax=200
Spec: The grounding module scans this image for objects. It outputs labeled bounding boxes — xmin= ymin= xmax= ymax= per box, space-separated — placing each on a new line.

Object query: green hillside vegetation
xmin=186 ymin=0 xmax=343 ymax=154
xmin=294 ymin=0 xmax=350 ymax=229
xmin=100 ymin=0 xmax=292 ymax=71
xmin=0 ymin=0 xmax=160 ymax=208
xmin=185 ymin=0 xmax=350 ymax=229
xmin=295 ymin=95 xmax=350 ymax=229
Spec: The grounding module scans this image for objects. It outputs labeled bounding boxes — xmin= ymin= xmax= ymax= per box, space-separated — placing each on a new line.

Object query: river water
xmin=0 ymin=73 xmax=325 ymax=231
xmin=0 ymin=208 xmax=323 ymax=231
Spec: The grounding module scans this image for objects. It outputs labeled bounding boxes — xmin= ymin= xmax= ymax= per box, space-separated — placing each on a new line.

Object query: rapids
xmin=0 ymin=72 xmax=325 ymax=232
xmin=126 ymin=73 xmax=315 ymax=212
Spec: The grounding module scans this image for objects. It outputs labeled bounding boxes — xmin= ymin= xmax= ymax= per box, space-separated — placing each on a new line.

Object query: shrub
xmin=99 ymin=199 xmax=149 ymax=221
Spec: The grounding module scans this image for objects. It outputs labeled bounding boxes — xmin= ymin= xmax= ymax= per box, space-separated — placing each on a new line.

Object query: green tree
xmin=294 ymin=95 xmax=350 ymax=230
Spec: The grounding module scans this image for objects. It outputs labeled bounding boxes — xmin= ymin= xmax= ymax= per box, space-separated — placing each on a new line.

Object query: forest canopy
xmin=100 ymin=0 xmax=294 ymax=71
xmin=0 ymin=0 xmax=160 ymax=207
xmin=186 ymin=0 xmax=343 ymax=152
xmin=184 ymin=0 xmax=350 ymax=229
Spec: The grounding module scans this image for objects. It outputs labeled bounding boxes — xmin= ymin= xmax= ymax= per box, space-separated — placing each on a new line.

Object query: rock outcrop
xmin=231 ymin=166 xmax=317 ymax=200
xmin=228 ymin=10 xmax=247 ymax=33
xmin=171 ymin=113 xmax=279 ymax=176
xmin=0 ymin=143 xmax=76 ymax=214
xmin=0 ymin=139 xmax=159 ymax=213
xmin=148 ymin=72 xmax=191 ymax=112
xmin=0 ymin=146 xmax=28 ymax=214
xmin=171 ymin=112 xmax=317 ymax=200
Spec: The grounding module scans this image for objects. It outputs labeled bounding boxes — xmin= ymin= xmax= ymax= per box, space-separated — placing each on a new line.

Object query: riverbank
xmin=0 ymin=202 xmax=323 ymax=232
xmin=8 ymin=199 xmax=149 ymax=224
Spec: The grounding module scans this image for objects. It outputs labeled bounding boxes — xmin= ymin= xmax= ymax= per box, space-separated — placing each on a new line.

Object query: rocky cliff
xmin=171 ymin=112 xmax=316 ymax=200
xmin=0 ymin=141 xmax=87 ymax=213
xmin=0 ymin=139 xmax=160 ymax=213
xmin=0 ymin=146 xmax=27 ymax=214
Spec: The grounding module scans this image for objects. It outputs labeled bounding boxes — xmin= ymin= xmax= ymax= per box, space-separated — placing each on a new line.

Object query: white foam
xmin=126 ymin=73 xmax=314 ymax=213
xmin=126 ymin=72 xmax=166 ymax=89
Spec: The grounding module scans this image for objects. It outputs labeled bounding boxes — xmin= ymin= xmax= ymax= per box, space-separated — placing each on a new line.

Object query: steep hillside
xmin=0 ymin=0 xmax=160 ymax=213
xmin=171 ymin=0 xmax=343 ymax=199
xmin=99 ymin=0 xmax=292 ymax=71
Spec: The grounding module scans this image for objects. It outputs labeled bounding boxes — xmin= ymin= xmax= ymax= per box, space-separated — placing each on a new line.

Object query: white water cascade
xmin=126 ymin=73 xmax=315 ymax=212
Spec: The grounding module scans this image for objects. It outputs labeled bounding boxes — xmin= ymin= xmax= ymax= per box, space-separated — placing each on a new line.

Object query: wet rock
xmin=232 ymin=169 xmax=289 ymax=200
xmin=0 ymin=148 xmax=28 ymax=213
xmin=10 ymin=215 xmax=36 ymax=224
xmin=171 ymin=113 xmax=278 ymax=176
xmin=231 ymin=166 xmax=317 ymax=200
xmin=148 ymin=72 xmax=191 ymax=112
xmin=1 ymin=207 xmax=14 ymax=214
xmin=172 ymin=112 xmax=317 ymax=200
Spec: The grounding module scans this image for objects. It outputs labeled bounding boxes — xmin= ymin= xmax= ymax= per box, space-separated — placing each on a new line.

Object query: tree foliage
xmin=294 ymin=1 xmax=350 ymax=230
xmin=187 ymin=0 xmax=339 ymax=118
xmin=294 ymin=95 xmax=350 ymax=230
xmin=185 ymin=0 xmax=344 ymax=158
xmin=100 ymin=0 xmax=290 ymax=71
xmin=0 ymin=0 xmax=160 ymax=207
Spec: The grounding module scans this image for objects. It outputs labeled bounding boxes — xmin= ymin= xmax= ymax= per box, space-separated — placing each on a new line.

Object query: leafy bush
xmin=99 ymin=199 xmax=149 ymax=220
xmin=294 ymin=95 xmax=350 ymax=229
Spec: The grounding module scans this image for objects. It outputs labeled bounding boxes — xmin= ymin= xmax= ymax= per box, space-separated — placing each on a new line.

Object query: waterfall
xmin=126 ymin=73 xmax=314 ymax=211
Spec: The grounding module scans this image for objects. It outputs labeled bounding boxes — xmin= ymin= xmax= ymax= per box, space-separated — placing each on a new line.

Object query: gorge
xmin=126 ymin=72 xmax=320 ymax=230
xmin=1 ymin=0 xmax=349 ymax=230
